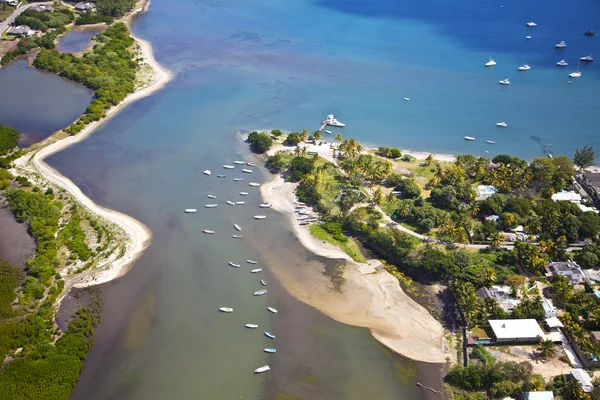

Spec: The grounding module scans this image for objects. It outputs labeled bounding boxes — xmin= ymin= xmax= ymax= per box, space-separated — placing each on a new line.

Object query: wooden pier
xmin=318 ymin=121 xmax=328 ymax=132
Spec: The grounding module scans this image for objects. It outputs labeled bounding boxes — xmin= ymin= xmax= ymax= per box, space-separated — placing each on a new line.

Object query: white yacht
xmin=485 ymin=58 xmax=496 ymax=67
xmin=486 ymin=140 xmax=496 ymax=144
xmin=526 ymin=18 xmax=537 ymax=27
xmin=203 ymin=170 xmax=211 ymax=175
xmin=234 ymin=161 xmax=245 ymax=165
xmin=259 ymin=203 xmax=272 ymax=208
xmin=255 ymin=365 xmax=270 ymax=374
xmin=184 ymin=209 xmax=197 ymax=213
xmin=207 ymin=194 xmax=216 ymax=199
xmin=325 ymin=130 xmax=332 ymax=134
xmin=464 ymin=136 xmax=475 ymax=141
xmin=254 ymin=289 xmax=267 ymax=296
xmin=249 ymin=182 xmax=260 ymax=187
xmin=234 ymin=224 xmax=242 ymax=231
xmin=403 ymin=97 xmax=410 ymax=101
xmin=254 ymin=215 xmax=266 ymax=220
xmin=240 ymin=192 xmax=249 ymax=196
xmin=498 ymin=78 xmax=510 ymax=85
xmin=580 ymin=55 xmax=594 ymax=62
xmin=556 ymin=59 xmax=568 ymax=67
xmin=219 ymin=307 xmax=233 ymax=313
xmin=323 ymin=114 xmax=345 ymax=127
xmin=229 ymin=262 xmax=240 ymax=268
xmin=518 ymin=64 xmax=531 ymax=71
xmin=251 ymin=268 xmax=263 ymax=273
xmin=241 ymin=169 xmax=252 ymax=173
xmin=569 ymin=71 xmax=582 ymax=78
xmin=525 ymin=35 xmax=532 ymax=40
xmin=496 ymin=122 xmax=508 ymax=128
xmin=223 ymin=165 xmax=235 ymax=169
xmin=205 ymin=204 xmax=218 ymax=208
xmin=556 ymin=41 xmax=567 ymax=48
xmin=267 ymin=307 xmax=278 ymax=314
xmin=235 ymin=201 xmax=245 ymax=205
xmin=245 ymin=324 xmax=259 ymax=329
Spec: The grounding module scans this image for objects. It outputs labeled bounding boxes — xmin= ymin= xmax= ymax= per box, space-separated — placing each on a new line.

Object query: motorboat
xmin=247 ymin=260 xmax=258 ymax=264
xmin=267 ymin=307 xmax=278 ymax=314
xmin=297 ymin=215 xmax=309 ymax=220
xmin=184 ymin=209 xmax=197 ymax=213
xmin=518 ymin=64 xmax=531 ymax=71
xmin=485 ymin=58 xmax=496 ymax=67
xmin=264 ymin=332 xmax=275 ymax=339
xmin=232 ymin=235 xmax=243 ymax=238
xmin=464 ymin=136 xmax=475 ymax=141
xmin=323 ymin=114 xmax=345 ymax=127
xmin=569 ymin=71 xmax=582 ymax=78
xmin=240 ymin=192 xmax=249 ymax=196
xmin=254 ymin=289 xmax=267 ymax=296
xmin=203 ymin=170 xmax=211 ymax=175
xmin=207 ymin=194 xmax=216 ymax=199
xmin=264 ymin=348 xmax=276 ymax=353
xmin=217 ymin=174 xmax=226 ymax=178
xmin=235 ymin=201 xmax=245 ymax=205
xmin=246 ymin=161 xmax=256 ymax=166
xmin=496 ymin=122 xmax=508 ymax=128
xmin=498 ymin=78 xmax=510 ymax=85
xmin=585 ymin=30 xmax=595 ymax=36
xmin=241 ymin=169 xmax=252 ymax=173
xmin=202 ymin=229 xmax=215 ymax=234
xmin=261 ymin=279 xmax=267 ymax=286
xmin=255 ymin=365 xmax=270 ymax=373
xmin=229 ymin=262 xmax=240 ymax=268
xmin=526 ymin=20 xmax=537 ymax=27
xmin=234 ymin=224 xmax=242 ymax=231
xmin=251 ymin=268 xmax=263 ymax=273
xmin=555 ymin=41 xmax=567 ymax=48
xmin=556 ymin=59 xmax=568 ymax=67
xmin=580 ymin=55 xmax=594 ymax=62
xmin=325 ymin=130 xmax=332 ymax=134
xmin=525 ymin=35 xmax=532 ymax=40
xmin=226 ymin=201 xmax=235 ymax=206
xmin=259 ymin=203 xmax=272 ymax=208
xmin=223 ymin=165 xmax=235 ymax=169
xmin=245 ymin=324 xmax=258 ymax=329
xmin=219 ymin=307 xmax=233 ymax=313
xmin=295 ymin=201 xmax=306 ymax=205
xmin=486 ymin=140 xmax=496 ymax=144
xmin=249 ymin=182 xmax=260 ymax=187
xmin=234 ymin=161 xmax=245 ymax=165
xmin=403 ymin=97 xmax=410 ymax=101
xmin=254 ymin=215 xmax=266 ymax=219
xmin=205 ymin=204 xmax=218 ymax=208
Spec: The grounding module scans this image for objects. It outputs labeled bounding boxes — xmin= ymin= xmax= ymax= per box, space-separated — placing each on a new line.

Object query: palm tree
xmin=372 ymin=188 xmax=383 ymax=206
xmin=335 ymin=133 xmax=343 ymax=145
xmin=293 ymin=146 xmax=307 ymax=157
xmin=537 ymin=338 xmax=556 ymax=358
xmin=425 ymin=154 xmax=434 ymax=166
xmin=490 ymin=232 xmax=504 ymax=248
xmin=300 ymin=129 xmax=309 ymax=142
xmin=314 ymin=131 xmax=322 ymax=141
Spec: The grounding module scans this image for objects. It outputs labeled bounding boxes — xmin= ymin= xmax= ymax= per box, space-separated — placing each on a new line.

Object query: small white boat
xmin=205 ymin=204 xmax=218 ymax=208
xmin=185 ymin=209 xmax=197 ymax=213
xmin=526 ymin=20 xmax=537 ymax=27
xmin=247 ymin=260 xmax=258 ymax=264
xmin=246 ymin=161 xmax=256 ymax=166
xmin=325 ymin=130 xmax=332 ymax=134
xmin=464 ymin=136 xmax=475 ymax=141
xmin=245 ymin=324 xmax=258 ymax=329
xmin=254 ymin=289 xmax=267 ymax=296
xmin=264 ymin=332 xmax=275 ymax=339
xmin=518 ymin=64 xmax=531 ymax=71
xmin=229 ymin=262 xmax=241 ymax=268
xmin=249 ymin=182 xmax=260 ymax=187
xmin=525 ymin=35 xmax=532 ymax=39
xmin=254 ymin=215 xmax=266 ymax=219
xmin=496 ymin=122 xmax=508 ymax=128
xmin=556 ymin=40 xmax=567 ymax=48
xmin=241 ymin=169 xmax=252 ymax=173
xmin=203 ymin=170 xmax=211 ymax=175
xmin=202 ymin=229 xmax=215 ymax=234
xmin=251 ymin=268 xmax=263 ymax=273
xmin=226 ymin=201 xmax=235 ymax=206
xmin=240 ymin=192 xmax=249 ymax=196
xmin=255 ymin=365 xmax=270 ymax=373
xmin=232 ymin=235 xmax=243 ymax=238
xmin=297 ymin=215 xmax=309 ymax=220
xmin=556 ymin=59 xmax=568 ymax=67
xmin=207 ymin=195 xmax=216 ymax=199
xmin=323 ymin=114 xmax=345 ymax=127
xmin=485 ymin=58 xmax=496 ymax=67
xmin=403 ymin=97 xmax=410 ymax=101
xmin=219 ymin=307 xmax=233 ymax=313
xmin=259 ymin=203 xmax=271 ymax=208
xmin=217 ymin=174 xmax=227 ymax=178
xmin=234 ymin=178 xmax=244 ymax=181
xmin=486 ymin=140 xmax=496 ymax=144
xmin=264 ymin=348 xmax=276 ymax=353
xmin=223 ymin=165 xmax=235 ymax=169
xmin=235 ymin=201 xmax=245 ymax=205
xmin=569 ymin=71 xmax=582 ymax=78
xmin=499 ymin=78 xmax=510 ymax=85
xmin=267 ymin=307 xmax=278 ymax=314
xmin=261 ymin=279 xmax=267 ymax=286
xmin=580 ymin=55 xmax=593 ymax=62
xmin=234 ymin=224 xmax=242 ymax=231
xmin=234 ymin=161 xmax=245 ymax=165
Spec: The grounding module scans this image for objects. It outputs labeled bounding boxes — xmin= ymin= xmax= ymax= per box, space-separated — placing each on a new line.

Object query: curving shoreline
xmin=14 ymin=2 xmax=173 ymax=292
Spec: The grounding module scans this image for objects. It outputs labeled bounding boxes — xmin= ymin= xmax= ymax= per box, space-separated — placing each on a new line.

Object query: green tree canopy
xmin=0 ymin=125 xmax=20 ymax=155
xmin=574 ymin=145 xmax=595 ymax=170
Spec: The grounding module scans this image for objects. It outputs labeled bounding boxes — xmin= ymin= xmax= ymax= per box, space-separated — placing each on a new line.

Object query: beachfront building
xmin=522 ymin=392 xmax=554 ymax=400
xmin=476 ymin=185 xmax=498 ymax=201
xmin=571 ymin=368 xmax=594 ymax=393
xmin=542 ymin=297 xmax=556 ymax=318
xmin=551 ymin=190 xmax=582 ymax=203
xmin=74 ymin=2 xmax=95 ymax=12
xmin=29 ymin=4 xmax=53 ymax=12
xmin=545 ymin=261 xmax=589 ymax=285
xmin=6 ymin=25 xmax=35 ymax=37
xmin=581 ymin=173 xmax=600 ymax=202
xmin=488 ymin=319 xmax=545 ymax=344
xmin=475 ymin=286 xmax=520 ymax=313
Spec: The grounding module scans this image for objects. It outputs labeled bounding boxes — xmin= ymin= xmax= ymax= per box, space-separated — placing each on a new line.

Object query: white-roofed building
xmin=489 ymin=319 xmax=544 ymax=343
xmin=551 ymin=190 xmax=582 ymax=202
xmin=523 ymin=392 xmax=554 ymax=400
xmin=476 ymin=185 xmax=498 ymax=201
xmin=571 ymin=368 xmax=593 ymax=393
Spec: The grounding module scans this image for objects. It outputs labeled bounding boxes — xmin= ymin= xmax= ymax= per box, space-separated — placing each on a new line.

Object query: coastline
xmin=260 ymin=173 xmax=448 ymax=364
xmin=12 ymin=1 xmax=173 ymax=292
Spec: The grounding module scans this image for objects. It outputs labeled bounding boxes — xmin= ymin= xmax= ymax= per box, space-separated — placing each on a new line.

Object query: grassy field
xmin=0 ymin=5 xmax=17 ymax=22
xmin=309 ymin=223 xmax=368 ymax=263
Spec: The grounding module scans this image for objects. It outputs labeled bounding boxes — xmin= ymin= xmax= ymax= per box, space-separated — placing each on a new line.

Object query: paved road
xmin=0 ymin=2 xmax=52 ymax=36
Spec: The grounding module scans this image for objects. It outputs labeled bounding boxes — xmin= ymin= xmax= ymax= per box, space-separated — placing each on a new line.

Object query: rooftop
xmin=551 ymin=190 xmax=582 ymax=202
xmin=571 ymin=368 xmax=593 ymax=392
xmin=585 ymin=173 xmax=600 ymax=189
xmin=523 ymin=392 xmax=554 ymax=400
xmin=545 ymin=316 xmax=564 ymax=328
xmin=489 ymin=319 xmax=545 ymax=340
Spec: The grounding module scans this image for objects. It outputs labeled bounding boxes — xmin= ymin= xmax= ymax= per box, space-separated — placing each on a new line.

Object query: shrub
xmin=247 ymin=131 xmax=273 ymax=153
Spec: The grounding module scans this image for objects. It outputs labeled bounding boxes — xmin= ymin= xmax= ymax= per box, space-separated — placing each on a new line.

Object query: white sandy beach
xmin=260 ymin=175 xmax=447 ymax=363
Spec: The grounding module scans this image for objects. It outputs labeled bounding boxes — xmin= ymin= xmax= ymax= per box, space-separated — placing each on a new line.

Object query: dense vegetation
xmin=247 ymin=131 xmax=273 ymax=153
xmin=0 ymin=125 xmax=20 ymax=155
xmin=0 ymin=27 xmax=67 ymax=66
xmin=0 ymin=261 xmax=24 ymax=320
xmin=34 ymin=23 xmax=137 ymax=134
xmin=58 ymin=207 xmax=91 ymax=261
xmin=96 ymin=0 xmax=136 ymax=17
xmin=75 ymin=12 xmax=114 ymax=25
xmin=15 ymin=9 xmax=74 ymax=32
